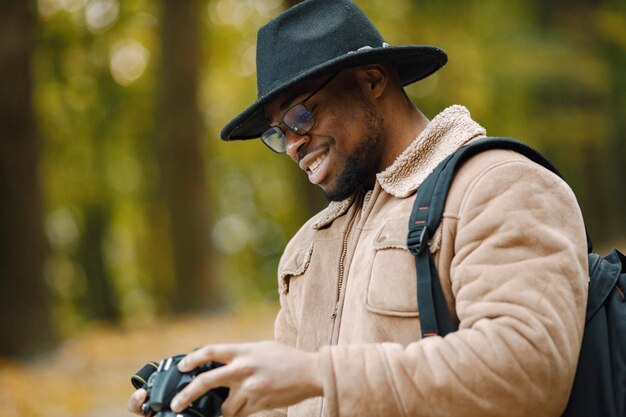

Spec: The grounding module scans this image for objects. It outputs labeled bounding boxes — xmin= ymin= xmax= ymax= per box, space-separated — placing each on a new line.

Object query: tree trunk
xmin=535 ymin=0 xmax=624 ymax=247
xmin=158 ymin=0 xmax=220 ymax=312
xmin=0 ymin=0 xmax=56 ymax=357
xmin=602 ymin=25 xmax=626 ymax=244
xmin=77 ymin=203 xmax=119 ymax=321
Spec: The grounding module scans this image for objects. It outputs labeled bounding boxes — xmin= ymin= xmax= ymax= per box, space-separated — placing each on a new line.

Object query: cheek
xmin=326 ymin=113 xmax=367 ymax=152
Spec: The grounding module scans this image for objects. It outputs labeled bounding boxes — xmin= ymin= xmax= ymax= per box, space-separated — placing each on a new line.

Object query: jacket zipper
xmin=320 ymin=199 xmax=360 ymax=417
xmin=331 ymin=199 xmax=360 ymax=322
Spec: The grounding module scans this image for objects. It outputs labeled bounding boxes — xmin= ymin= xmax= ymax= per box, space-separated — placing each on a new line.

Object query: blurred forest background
xmin=1 ymin=0 xmax=625 ymax=415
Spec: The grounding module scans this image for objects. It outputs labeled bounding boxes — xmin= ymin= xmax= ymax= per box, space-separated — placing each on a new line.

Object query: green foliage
xmin=32 ymin=0 xmax=626 ymax=335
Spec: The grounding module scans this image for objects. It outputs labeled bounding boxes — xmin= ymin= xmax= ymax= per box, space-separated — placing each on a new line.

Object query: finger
xmin=126 ymin=389 xmax=147 ymax=414
xmin=171 ymin=364 xmax=242 ymax=413
xmin=220 ymin=389 xmax=247 ymax=417
xmin=179 ymin=344 xmax=248 ymax=372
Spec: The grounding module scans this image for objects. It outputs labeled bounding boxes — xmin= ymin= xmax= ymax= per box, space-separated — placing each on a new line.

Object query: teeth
xmin=308 ymin=153 xmax=326 ymax=173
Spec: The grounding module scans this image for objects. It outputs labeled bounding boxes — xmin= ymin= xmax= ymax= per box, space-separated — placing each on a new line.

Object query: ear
xmin=358 ymin=64 xmax=389 ymax=100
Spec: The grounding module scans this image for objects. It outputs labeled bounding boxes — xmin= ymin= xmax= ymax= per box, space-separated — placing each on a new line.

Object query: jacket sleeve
xmin=319 ymin=157 xmax=588 ymax=417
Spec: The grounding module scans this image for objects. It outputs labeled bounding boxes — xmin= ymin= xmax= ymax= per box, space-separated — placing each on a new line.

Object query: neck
xmin=379 ymin=95 xmax=429 ymax=170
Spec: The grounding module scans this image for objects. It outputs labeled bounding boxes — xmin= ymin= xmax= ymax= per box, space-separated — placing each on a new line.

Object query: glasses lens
xmin=283 ymin=104 xmax=314 ymax=134
xmin=261 ymin=126 xmax=286 ymax=153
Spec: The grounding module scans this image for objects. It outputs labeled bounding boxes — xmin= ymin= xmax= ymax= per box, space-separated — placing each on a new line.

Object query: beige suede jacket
xmin=269 ymin=105 xmax=588 ymax=417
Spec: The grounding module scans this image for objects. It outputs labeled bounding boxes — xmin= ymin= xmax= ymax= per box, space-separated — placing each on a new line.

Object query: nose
xmin=285 ymin=131 xmax=310 ymax=162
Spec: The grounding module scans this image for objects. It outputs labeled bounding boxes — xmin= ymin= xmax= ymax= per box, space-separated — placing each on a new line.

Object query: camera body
xmin=132 ymin=354 xmax=229 ymax=417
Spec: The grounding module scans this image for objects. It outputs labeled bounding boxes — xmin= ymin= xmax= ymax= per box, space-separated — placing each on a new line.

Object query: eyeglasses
xmin=261 ymin=72 xmax=338 ymax=153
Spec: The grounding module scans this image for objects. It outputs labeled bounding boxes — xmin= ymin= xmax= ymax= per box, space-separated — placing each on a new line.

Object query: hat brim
xmin=220 ymin=45 xmax=447 ymax=140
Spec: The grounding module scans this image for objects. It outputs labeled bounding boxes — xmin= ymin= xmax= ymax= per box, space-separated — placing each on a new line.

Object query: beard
xmin=323 ymin=100 xmax=384 ymax=202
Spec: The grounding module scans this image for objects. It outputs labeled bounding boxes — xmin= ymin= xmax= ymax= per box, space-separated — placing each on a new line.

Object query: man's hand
xmin=170 ymin=341 xmax=323 ymax=417
xmin=127 ymin=388 xmax=147 ymax=415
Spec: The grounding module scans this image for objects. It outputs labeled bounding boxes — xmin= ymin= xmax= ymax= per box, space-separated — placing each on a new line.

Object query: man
xmin=128 ymin=0 xmax=588 ymax=416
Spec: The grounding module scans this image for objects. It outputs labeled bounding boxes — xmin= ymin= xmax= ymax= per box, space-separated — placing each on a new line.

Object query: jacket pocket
xmin=365 ymin=220 xmax=442 ymax=317
xmin=279 ymin=242 xmax=314 ymax=295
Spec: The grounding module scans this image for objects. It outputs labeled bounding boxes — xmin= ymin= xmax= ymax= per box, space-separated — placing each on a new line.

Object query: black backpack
xmin=407 ymin=137 xmax=626 ymax=417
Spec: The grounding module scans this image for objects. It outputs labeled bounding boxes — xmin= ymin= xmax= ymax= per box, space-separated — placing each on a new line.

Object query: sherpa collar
xmin=313 ymin=105 xmax=486 ymax=229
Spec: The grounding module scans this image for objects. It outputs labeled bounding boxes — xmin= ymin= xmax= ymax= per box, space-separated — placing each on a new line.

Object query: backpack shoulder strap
xmin=407 ymin=137 xmax=589 ymax=338
xmin=586 ymin=250 xmax=622 ymax=323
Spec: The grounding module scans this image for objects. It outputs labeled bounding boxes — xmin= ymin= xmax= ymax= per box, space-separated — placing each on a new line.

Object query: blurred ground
xmin=0 ymin=303 xmax=277 ymax=417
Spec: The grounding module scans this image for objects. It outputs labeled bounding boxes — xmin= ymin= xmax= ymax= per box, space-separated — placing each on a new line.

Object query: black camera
xmin=131 ymin=354 xmax=229 ymax=417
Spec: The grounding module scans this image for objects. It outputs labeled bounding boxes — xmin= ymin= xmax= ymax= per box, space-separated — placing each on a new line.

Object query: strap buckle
xmin=407 ymin=226 xmax=429 ymax=255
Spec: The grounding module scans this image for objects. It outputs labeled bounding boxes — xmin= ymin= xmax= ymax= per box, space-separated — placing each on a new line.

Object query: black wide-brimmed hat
xmin=220 ymin=0 xmax=447 ymax=141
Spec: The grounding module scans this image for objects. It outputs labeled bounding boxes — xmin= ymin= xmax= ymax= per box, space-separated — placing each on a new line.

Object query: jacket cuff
xmin=319 ymin=344 xmax=408 ymax=417
xmin=249 ymin=408 xmax=287 ymax=417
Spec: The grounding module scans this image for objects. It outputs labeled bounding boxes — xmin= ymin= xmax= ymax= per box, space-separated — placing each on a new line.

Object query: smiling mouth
xmin=307 ymin=151 xmax=328 ymax=174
